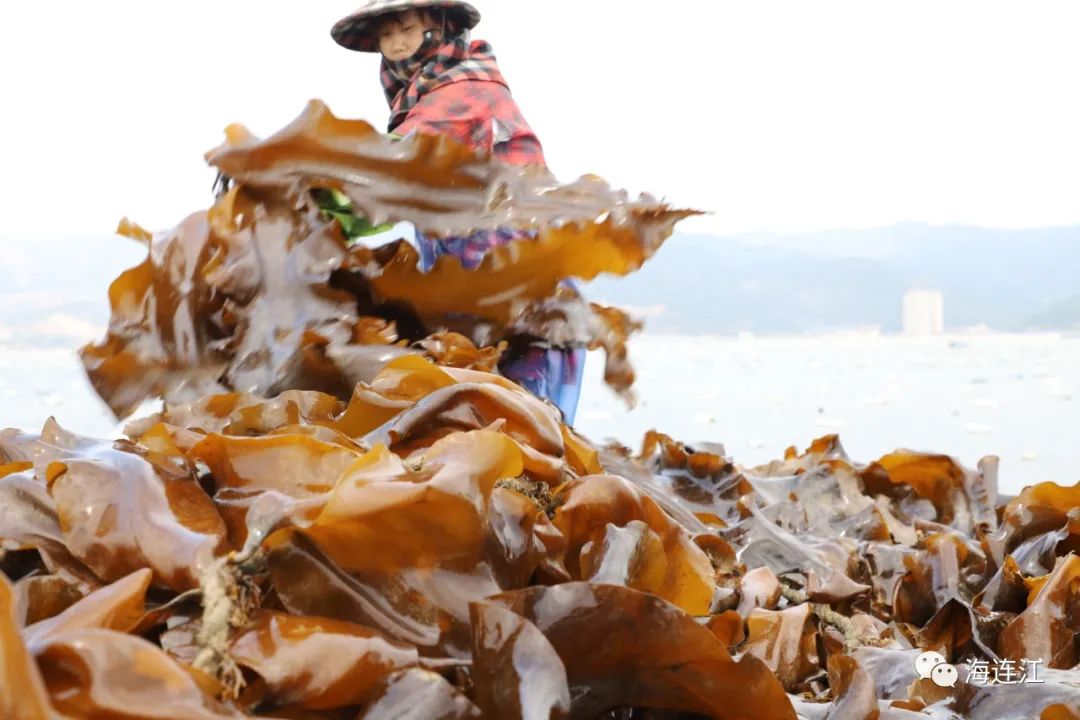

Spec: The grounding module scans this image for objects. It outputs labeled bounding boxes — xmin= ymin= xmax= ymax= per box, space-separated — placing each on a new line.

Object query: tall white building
xmin=902 ymin=290 xmax=945 ymax=335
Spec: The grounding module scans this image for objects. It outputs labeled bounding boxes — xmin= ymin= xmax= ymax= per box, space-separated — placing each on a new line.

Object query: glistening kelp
xmin=4 ymin=103 xmax=1079 ymax=718
xmin=5 ymin=370 xmax=1080 ymax=718
xmin=79 ymin=100 xmax=695 ymax=418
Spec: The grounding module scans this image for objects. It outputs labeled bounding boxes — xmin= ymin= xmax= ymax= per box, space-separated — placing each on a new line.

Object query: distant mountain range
xmin=0 ymin=235 xmax=144 ymax=332
xmin=585 ymin=224 xmax=1080 ymax=334
xmin=3 ymin=224 xmax=1079 ymax=340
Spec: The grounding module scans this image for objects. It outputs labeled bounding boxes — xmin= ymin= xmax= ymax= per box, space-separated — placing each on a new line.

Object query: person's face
xmin=378 ymin=11 xmax=436 ymax=61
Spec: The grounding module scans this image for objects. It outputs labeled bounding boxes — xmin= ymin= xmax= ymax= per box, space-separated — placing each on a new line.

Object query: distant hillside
xmin=3 ymin=224 xmax=1079 ymax=338
xmin=1025 ymin=294 xmax=1080 ymax=331
xmin=0 ymin=234 xmax=144 ymax=328
xmin=585 ymin=224 xmax=1080 ymax=334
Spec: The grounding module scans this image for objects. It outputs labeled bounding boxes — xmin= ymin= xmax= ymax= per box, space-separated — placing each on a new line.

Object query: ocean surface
xmin=576 ymin=332 xmax=1080 ymax=495
xmin=1 ymin=326 xmax=1077 ymax=495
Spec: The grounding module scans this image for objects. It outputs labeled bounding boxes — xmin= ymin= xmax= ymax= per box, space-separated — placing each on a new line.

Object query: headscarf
xmin=380 ymin=32 xmax=508 ymax=132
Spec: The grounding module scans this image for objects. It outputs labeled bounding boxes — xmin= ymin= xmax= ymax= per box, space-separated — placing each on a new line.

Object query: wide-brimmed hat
xmin=331 ymin=0 xmax=481 ymax=53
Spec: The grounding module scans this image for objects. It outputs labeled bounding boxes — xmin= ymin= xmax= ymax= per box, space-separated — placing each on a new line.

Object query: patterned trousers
xmin=415 ymin=229 xmax=586 ymax=424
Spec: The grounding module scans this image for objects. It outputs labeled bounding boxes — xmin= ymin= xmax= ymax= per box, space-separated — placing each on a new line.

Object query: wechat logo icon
xmin=915 ymin=651 xmax=958 ymax=688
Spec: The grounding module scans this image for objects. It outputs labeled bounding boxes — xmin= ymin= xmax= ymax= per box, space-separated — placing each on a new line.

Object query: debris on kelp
xmin=79 ymin=100 xmax=697 ymax=418
xmin=5 ymin=366 xmax=1080 ymax=717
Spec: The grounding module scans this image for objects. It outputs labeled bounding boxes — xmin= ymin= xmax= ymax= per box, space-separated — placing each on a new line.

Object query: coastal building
xmin=902 ymin=290 xmax=945 ymax=335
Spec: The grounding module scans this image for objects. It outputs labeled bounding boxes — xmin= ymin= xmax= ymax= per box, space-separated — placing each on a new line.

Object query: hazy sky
xmin=2 ymin=0 xmax=1079 ymax=239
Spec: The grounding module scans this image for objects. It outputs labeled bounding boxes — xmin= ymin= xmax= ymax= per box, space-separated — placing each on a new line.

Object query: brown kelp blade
xmin=484 ymin=582 xmax=797 ymax=719
xmin=229 ymin=611 xmax=420 ymax=710
xmin=34 ymin=629 xmax=243 ymax=718
xmin=0 ymin=574 xmax=53 ymax=719
xmin=206 ymin=99 xmax=698 ymax=243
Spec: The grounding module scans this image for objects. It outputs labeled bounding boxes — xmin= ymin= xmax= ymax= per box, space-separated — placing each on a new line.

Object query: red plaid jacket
xmin=380 ymin=36 xmax=576 ymax=420
xmin=394 ymin=81 xmax=545 ymax=166
xmin=383 ymin=37 xmax=546 ymax=166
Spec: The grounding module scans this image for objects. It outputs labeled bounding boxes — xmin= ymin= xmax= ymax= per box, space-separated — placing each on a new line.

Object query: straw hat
xmin=331 ymin=0 xmax=481 ymax=52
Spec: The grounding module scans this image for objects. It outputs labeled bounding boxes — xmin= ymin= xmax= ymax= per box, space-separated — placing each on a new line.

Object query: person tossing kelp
xmin=328 ymin=0 xmax=586 ymax=423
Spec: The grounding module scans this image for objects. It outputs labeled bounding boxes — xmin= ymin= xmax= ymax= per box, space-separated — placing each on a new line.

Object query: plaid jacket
xmin=384 ymin=36 xmax=576 ymax=420
xmin=382 ymin=36 xmax=546 ymax=166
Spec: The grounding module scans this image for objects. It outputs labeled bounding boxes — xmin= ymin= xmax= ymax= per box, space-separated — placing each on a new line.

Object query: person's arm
xmin=394 ymin=82 xmax=547 ymax=167
xmin=394 ymin=83 xmax=492 ymax=151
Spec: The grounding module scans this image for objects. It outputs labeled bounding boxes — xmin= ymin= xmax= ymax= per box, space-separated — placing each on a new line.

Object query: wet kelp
xmin=79 ymin=100 xmax=695 ymax=418
xmin=4 ymin=103 xmax=1080 ymax=718
xmin=5 ymin=376 xmax=1080 ymax=718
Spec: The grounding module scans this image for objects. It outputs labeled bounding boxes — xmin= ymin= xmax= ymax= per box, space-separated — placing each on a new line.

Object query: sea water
xmin=2 ymin=326 xmax=1076 ymax=495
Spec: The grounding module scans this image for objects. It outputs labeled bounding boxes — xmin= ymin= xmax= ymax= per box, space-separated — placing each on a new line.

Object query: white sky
xmin=1 ymin=0 xmax=1078 ymax=238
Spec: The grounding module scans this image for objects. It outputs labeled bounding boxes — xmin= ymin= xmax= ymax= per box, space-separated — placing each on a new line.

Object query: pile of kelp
xmin=2 ymin=102 xmax=1079 ymax=719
